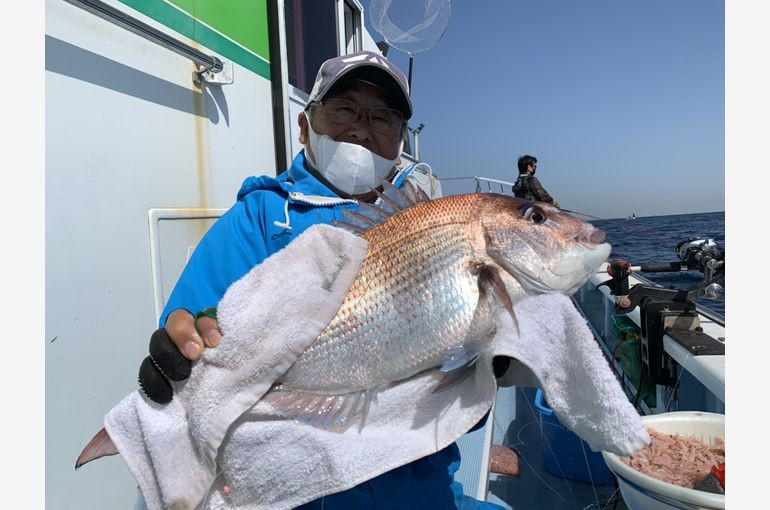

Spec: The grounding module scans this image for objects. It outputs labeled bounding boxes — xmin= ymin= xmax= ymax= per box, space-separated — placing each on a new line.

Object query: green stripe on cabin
xmin=166 ymin=0 xmax=270 ymax=59
xmin=118 ymin=0 xmax=271 ymax=80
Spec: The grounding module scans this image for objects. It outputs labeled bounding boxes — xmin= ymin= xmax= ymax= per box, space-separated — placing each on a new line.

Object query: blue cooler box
xmin=534 ymin=389 xmax=615 ymax=486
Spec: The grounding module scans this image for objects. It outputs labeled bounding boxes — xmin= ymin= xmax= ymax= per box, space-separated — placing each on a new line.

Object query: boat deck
xmin=454 ymin=263 xmax=725 ymax=508
xmin=457 ymin=386 xmax=628 ymax=509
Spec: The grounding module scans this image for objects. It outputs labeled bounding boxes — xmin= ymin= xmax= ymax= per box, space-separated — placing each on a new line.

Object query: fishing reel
xmin=597 ymin=238 xmax=725 ymax=386
xmin=676 ymin=238 xmax=725 ymax=298
xmin=599 ymin=238 xmax=725 ymax=313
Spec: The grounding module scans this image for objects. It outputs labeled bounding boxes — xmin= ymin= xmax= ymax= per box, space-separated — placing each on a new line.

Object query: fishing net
xmin=369 ymin=0 xmax=452 ymax=55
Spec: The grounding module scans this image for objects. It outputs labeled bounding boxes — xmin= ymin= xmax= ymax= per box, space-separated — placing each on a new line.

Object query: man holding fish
xmin=88 ymin=45 xmax=616 ymax=509
xmin=137 ymin=51 xmax=506 ymax=510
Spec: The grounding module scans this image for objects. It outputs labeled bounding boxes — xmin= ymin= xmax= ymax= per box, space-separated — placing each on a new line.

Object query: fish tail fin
xmin=75 ymin=427 xmax=119 ymax=469
xmin=262 ymin=386 xmax=375 ymax=433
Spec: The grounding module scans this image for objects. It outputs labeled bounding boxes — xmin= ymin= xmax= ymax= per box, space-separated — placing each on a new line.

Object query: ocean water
xmin=590 ymin=211 xmax=725 ymax=316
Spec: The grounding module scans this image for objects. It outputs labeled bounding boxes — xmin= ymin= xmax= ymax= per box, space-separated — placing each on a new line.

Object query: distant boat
xmin=626 ymin=213 xmax=637 ymax=220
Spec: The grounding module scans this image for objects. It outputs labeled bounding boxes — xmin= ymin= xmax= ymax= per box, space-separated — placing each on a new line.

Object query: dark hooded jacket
xmin=512 ymin=174 xmax=559 ymax=207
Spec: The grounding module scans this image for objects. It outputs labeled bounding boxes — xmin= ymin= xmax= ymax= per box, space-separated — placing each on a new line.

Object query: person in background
xmin=512 ymin=154 xmax=560 ymax=207
xmin=137 ymin=50 xmax=504 ymax=510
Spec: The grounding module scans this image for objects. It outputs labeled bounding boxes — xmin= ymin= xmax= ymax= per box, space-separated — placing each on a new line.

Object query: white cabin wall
xmin=46 ymin=1 xmax=275 ymax=508
xmin=46 ymin=0 xmax=417 ymax=508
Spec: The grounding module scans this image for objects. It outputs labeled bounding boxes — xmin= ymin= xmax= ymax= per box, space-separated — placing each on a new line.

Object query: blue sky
xmin=361 ymin=0 xmax=725 ymax=219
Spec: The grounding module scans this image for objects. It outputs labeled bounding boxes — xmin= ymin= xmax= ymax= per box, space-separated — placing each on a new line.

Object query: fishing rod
xmin=444 ymin=177 xmax=692 ymax=247
xmin=440 ymin=179 xmax=724 ymax=291
xmin=563 ymin=209 xmax=725 ymax=301
xmin=563 ymin=208 xmax=725 ymax=394
xmin=448 ymin=183 xmax=723 ymax=488
xmin=594 ymin=239 xmax=725 ymax=390
xmin=563 ymin=208 xmax=726 ymax=300
xmin=560 ymin=209 xmax=676 ymax=246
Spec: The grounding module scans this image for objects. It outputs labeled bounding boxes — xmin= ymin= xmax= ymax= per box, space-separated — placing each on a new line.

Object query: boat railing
xmin=440 ymin=176 xmax=515 ymax=195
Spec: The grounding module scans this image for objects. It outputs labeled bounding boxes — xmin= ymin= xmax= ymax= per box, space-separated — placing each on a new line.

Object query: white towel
xmin=491 ymin=295 xmax=651 ymax=455
xmin=104 ymin=224 xmax=649 ymax=510
xmin=105 ymin=224 xmax=370 ymax=509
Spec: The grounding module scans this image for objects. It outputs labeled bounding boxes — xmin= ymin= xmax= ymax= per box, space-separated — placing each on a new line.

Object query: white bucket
xmin=601 ymin=411 xmax=725 ymax=510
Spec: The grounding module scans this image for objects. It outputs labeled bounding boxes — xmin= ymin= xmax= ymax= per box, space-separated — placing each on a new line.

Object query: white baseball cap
xmin=305 ymin=50 xmax=412 ymax=120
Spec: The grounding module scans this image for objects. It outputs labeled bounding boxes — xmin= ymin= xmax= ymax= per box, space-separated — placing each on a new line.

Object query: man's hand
xmin=138 ymin=308 xmax=222 ymax=404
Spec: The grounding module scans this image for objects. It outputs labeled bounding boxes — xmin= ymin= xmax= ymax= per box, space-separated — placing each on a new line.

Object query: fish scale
xmin=276 ymin=192 xmax=611 ymax=404
xmin=75 ymin=192 xmax=612 ymax=468
xmin=279 ymin=196 xmax=492 ymax=392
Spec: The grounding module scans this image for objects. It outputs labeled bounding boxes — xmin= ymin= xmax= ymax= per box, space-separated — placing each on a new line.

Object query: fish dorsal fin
xmin=332 ymin=178 xmax=431 ymax=235
xmin=377 ymin=177 xmax=429 ymax=211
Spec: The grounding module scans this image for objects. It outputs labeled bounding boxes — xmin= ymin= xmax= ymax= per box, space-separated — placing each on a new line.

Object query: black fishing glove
xmin=137 ymin=307 xmax=218 ymax=403
xmin=137 ymin=327 xmax=192 ymax=404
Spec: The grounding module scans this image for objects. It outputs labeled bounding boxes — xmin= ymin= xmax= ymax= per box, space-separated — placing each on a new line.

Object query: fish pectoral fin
xmin=261 ymin=385 xmax=375 ymax=433
xmin=478 ymin=263 xmax=519 ymax=334
xmin=75 ymin=427 xmax=119 ymax=470
xmin=432 ymin=262 xmax=516 ymax=394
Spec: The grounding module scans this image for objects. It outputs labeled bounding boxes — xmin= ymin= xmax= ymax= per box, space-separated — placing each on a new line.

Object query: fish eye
xmin=522 ymin=206 xmax=547 ymax=224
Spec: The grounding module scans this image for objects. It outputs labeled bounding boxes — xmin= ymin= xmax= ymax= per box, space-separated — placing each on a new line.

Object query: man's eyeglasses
xmin=313 ymin=98 xmax=405 ymax=136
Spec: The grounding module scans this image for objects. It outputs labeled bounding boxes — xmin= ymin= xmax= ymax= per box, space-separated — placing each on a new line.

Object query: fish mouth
xmin=506 ymin=242 xmax=611 ymax=294
xmin=578 ymin=225 xmax=607 ymax=247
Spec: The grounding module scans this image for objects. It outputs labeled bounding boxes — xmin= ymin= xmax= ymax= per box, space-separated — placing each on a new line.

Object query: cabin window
xmin=285 ymin=0 xmax=338 ymax=93
xmin=343 ymin=1 xmax=360 ymax=53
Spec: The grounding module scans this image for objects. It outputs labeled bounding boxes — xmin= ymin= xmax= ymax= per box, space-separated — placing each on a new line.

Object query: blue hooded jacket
xmin=160 ymin=151 xmax=502 ymax=510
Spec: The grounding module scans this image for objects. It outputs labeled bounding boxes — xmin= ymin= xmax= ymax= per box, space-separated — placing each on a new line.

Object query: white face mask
xmin=304 ymin=113 xmax=402 ymax=196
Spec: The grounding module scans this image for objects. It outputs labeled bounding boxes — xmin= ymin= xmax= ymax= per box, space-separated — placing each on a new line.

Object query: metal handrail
xmin=440 ymin=176 xmax=515 ymax=194
xmin=472 ymin=176 xmax=514 ymax=188
xmin=64 ymin=0 xmax=224 ymax=73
